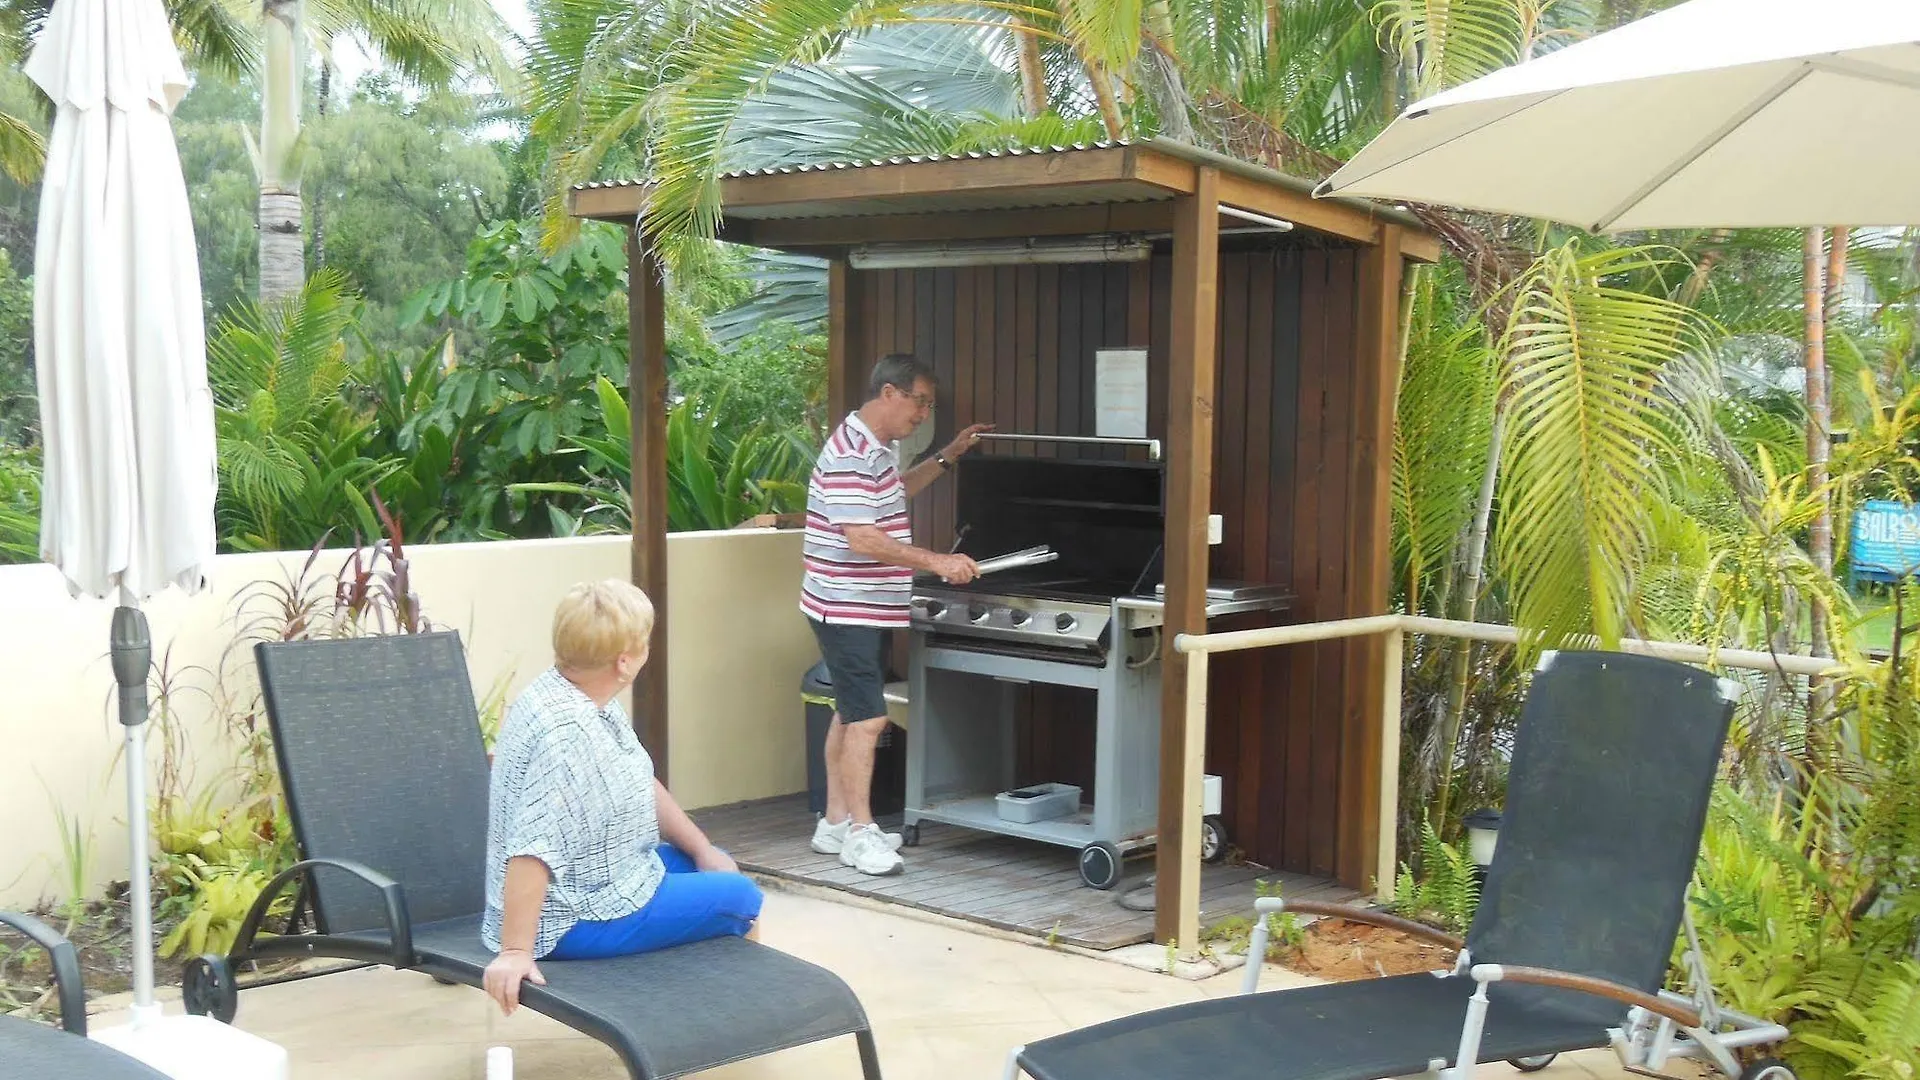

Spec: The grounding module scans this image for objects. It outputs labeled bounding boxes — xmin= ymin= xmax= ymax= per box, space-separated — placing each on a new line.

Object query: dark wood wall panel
xmin=854 ymin=248 xmax=1368 ymax=879
xmin=1312 ymin=254 xmax=1358 ymax=878
xmin=1283 ymin=253 xmax=1325 ymax=873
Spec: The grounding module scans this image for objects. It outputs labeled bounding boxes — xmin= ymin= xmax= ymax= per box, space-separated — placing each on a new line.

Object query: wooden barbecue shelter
xmin=568 ymin=138 xmax=1441 ymax=945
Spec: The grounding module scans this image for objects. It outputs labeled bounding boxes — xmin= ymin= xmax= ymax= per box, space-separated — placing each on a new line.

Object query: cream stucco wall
xmin=0 ymin=530 xmax=819 ymax=908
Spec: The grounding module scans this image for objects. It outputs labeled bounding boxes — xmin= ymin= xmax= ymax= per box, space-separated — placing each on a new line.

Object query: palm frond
xmin=1372 ymin=0 xmax=1524 ymax=98
xmin=164 ymin=0 xmax=260 ymax=81
xmin=0 ymin=105 xmax=44 ymax=185
xmin=1055 ymin=0 xmax=1139 ymax=76
xmin=1494 ymin=241 xmax=1716 ymax=648
xmin=706 ymin=250 xmax=830 ymax=344
xmin=646 ymin=0 xmax=925 ymax=241
xmin=312 ymin=0 xmax=514 ymax=92
xmin=1393 ymin=264 xmax=1494 ymax=614
xmin=729 ymin=61 xmax=966 ymax=170
xmin=836 ymin=16 xmax=1023 ymax=117
xmin=944 ymin=110 xmax=1107 ymax=151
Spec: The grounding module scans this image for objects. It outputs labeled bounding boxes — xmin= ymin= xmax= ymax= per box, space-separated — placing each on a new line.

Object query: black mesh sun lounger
xmin=181 ymin=631 xmax=881 ymax=1080
xmin=1007 ymin=650 xmax=1793 ymax=1080
xmin=0 ymin=911 xmax=170 ymax=1079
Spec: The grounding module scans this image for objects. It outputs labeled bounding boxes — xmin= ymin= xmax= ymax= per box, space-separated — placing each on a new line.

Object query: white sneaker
xmin=838 ymin=823 xmax=905 ymax=876
xmin=811 ymin=816 xmax=904 ymax=854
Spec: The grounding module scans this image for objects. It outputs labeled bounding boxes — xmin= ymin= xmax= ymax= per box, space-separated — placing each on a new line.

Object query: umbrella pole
xmin=110 ymin=600 xmax=162 ymax=1026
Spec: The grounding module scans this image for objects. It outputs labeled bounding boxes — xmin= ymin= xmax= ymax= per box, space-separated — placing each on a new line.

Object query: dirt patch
xmin=1275 ymin=917 xmax=1457 ymax=981
xmin=4 ymin=884 xmax=335 ymax=1024
xmin=1 ymin=890 xmax=187 ymax=1017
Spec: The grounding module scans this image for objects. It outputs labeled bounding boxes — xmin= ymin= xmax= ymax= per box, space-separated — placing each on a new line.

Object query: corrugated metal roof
xmin=569 ymin=137 xmax=1430 ymax=236
xmin=569 ymin=139 xmax=1139 ymax=192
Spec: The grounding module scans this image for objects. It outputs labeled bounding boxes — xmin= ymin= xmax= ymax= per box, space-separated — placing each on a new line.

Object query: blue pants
xmin=547 ymin=845 xmax=763 ymax=960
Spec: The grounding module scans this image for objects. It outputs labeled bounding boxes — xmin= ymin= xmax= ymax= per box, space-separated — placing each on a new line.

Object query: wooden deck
xmin=691 ymin=794 xmax=1361 ymax=951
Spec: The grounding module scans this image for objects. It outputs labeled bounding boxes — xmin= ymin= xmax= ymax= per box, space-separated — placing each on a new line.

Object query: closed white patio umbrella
xmin=1315 ymin=0 xmax=1920 ymax=230
xmin=25 ymin=0 xmax=282 ymax=1073
xmin=29 ymin=0 xmax=215 ymax=599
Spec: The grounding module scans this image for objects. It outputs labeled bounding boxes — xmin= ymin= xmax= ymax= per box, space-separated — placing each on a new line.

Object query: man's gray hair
xmin=868 ymin=353 xmax=936 ymax=400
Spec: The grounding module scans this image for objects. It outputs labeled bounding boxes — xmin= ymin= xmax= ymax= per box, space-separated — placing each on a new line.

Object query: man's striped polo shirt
xmin=800 ymin=412 xmax=915 ymax=628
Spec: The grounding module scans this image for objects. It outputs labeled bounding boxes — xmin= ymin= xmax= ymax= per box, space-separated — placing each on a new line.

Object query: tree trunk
xmin=1013 ymin=21 xmax=1047 ymax=117
xmin=1679 ymin=230 xmax=1733 ymax=307
xmin=310 ymin=60 xmax=332 ymax=272
xmin=1087 ymin=61 xmax=1125 ymax=139
xmin=258 ymin=0 xmax=306 ymax=303
xmin=1826 ymin=228 xmax=1850 ymax=350
xmin=1434 ymin=406 xmax=1504 ymax=835
xmin=259 ymin=192 xmax=304 ymax=302
xmin=1805 ymin=228 xmax=1830 ymax=652
xmin=1804 ymin=227 xmax=1833 ymax=768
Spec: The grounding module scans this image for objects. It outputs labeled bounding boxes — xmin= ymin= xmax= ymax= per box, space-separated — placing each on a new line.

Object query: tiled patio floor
xmin=86 ymin=882 xmax=1653 ymax=1080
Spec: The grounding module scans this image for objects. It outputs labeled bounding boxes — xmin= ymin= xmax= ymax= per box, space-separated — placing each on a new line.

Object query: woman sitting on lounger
xmin=481 ymin=579 xmax=763 ymax=1015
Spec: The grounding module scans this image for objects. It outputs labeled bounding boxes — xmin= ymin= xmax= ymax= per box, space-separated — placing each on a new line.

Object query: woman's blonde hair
xmin=552 ymin=579 xmax=655 ymax=671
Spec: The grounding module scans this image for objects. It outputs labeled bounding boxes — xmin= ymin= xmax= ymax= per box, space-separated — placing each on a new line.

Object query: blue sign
xmin=1851 ymin=500 xmax=1920 ymax=583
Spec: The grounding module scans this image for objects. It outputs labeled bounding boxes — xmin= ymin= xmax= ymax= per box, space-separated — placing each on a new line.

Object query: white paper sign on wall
xmin=1094 ymin=347 xmax=1148 ymax=439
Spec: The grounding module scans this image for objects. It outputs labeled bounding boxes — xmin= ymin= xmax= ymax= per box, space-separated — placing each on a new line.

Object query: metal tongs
xmin=973 ymin=544 xmax=1059 ymax=575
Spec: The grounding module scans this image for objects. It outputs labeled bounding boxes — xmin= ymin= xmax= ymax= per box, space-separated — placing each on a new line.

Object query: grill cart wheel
xmin=1509 ymin=1055 xmax=1557 ymax=1072
xmin=1079 ymin=841 xmax=1122 ymax=890
xmin=1201 ymin=815 xmax=1229 ymax=864
xmin=183 ymin=954 xmax=238 ymax=1024
xmin=1740 ymin=1060 xmax=1797 ymax=1080
xmin=902 ymin=823 xmax=921 ymax=847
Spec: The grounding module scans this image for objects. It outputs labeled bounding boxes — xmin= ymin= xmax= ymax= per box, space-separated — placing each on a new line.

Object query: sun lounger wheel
xmin=1508 ymin=1055 xmax=1556 ymax=1072
xmin=1740 ymin=1059 xmax=1796 ymax=1080
xmin=183 ymin=954 xmax=238 ymax=1024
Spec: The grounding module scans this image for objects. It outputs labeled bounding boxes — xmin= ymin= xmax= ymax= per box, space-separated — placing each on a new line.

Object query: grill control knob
xmin=969 ymin=604 xmax=992 ymax=624
xmin=1054 ymin=613 xmax=1078 ymax=633
xmin=923 ymin=600 xmax=947 ymax=619
xmin=1009 ymin=609 xmax=1031 ymax=627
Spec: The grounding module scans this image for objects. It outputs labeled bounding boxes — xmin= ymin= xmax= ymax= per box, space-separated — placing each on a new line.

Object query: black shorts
xmin=807 ymin=618 xmax=890 ymax=724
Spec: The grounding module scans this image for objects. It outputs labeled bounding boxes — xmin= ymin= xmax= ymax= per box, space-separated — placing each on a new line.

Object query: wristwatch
xmin=935 ymin=454 xmax=952 ymax=470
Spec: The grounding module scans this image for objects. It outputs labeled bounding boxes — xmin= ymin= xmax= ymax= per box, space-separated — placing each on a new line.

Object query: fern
xmin=1795 ymin=956 xmax=1920 ymax=1080
xmin=1387 ymin=817 xmax=1480 ymax=935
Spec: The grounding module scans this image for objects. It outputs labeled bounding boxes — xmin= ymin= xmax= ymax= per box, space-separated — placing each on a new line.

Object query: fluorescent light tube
xmin=1219 ymin=205 xmax=1295 ymax=231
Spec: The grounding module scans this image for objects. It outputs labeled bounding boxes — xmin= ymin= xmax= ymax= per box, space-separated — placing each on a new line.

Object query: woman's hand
xmin=483 ymin=948 xmax=546 ymax=1015
xmin=693 ymin=846 xmax=739 ymax=874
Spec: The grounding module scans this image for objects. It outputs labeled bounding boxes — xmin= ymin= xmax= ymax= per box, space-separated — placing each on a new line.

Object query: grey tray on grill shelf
xmin=1123 ymin=581 xmax=1294 ymax=622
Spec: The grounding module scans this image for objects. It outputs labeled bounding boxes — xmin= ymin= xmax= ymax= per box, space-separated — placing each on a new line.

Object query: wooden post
xmin=1156 ymin=165 xmax=1219 ymax=950
xmin=1377 ymin=627 xmax=1404 ymax=900
xmin=628 ymin=226 xmax=670 ymax=778
xmin=1338 ymin=226 xmax=1407 ymax=891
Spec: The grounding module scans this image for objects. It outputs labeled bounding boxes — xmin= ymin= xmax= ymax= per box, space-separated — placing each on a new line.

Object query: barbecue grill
xmin=904 ymin=443 xmax=1289 ymax=889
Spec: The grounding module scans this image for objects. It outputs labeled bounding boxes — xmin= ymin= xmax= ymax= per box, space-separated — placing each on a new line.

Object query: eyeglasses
xmin=890 ymin=384 xmax=936 ymax=411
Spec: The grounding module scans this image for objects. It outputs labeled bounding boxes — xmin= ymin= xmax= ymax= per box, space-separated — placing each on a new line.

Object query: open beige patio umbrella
xmin=1315 ymin=0 xmax=1920 ymax=230
xmin=24 ymin=2 xmax=280 ymax=1073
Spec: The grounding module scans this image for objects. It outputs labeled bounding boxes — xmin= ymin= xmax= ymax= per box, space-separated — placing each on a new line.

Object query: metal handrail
xmin=974 ymin=432 xmax=1163 ymax=460
xmin=1172 ymin=612 xmax=1843 ymax=677
xmin=1149 ymin=609 xmax=1841 ymax=962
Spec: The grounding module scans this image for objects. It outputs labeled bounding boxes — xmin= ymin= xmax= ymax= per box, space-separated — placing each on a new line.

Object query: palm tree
xmin=2 ymin=0 xmax=511 ymax=301
xmin=252 ymin=0 xmax=516 ymax=302
xmin=0 ymin=0 xmax=260 ymax=185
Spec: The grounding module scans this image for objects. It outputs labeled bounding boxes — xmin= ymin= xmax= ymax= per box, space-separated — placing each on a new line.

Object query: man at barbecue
xmin=801 ymin=353 xmax=991 ymax=876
